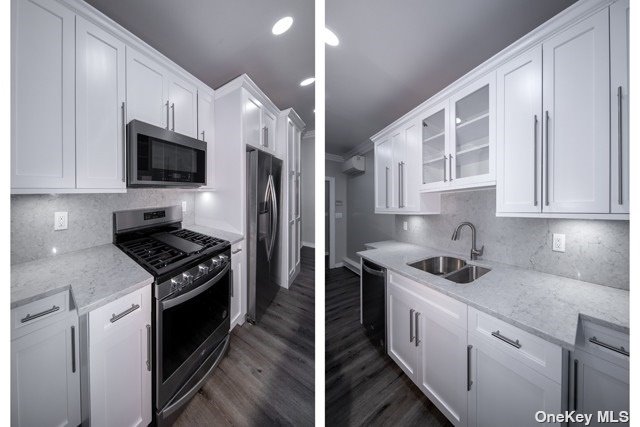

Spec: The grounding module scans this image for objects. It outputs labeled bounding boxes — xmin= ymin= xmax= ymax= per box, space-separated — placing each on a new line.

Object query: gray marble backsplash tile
xmin=11 ymin=189 xmax=196 ymax=265
xmin=395 ymin=189 xmax=629 ymax=290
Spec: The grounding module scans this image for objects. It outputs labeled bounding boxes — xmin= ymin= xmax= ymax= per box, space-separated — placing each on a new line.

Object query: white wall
xmin=300 ymin=134 xmax=315 ymax=246
xmin=325 ymin=159 xmax=348 ymax=264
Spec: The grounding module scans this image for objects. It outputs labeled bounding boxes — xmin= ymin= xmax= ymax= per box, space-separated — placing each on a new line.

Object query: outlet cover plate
xmin=181 ymin=201 xmax=187 ymax=212
xmin=552 ymin=233 xmax=565 ymax=252
xmin=403 ymin=221 xmax=408 ymax=231
xmin=54 ymin=212 xmax=68 ymax=231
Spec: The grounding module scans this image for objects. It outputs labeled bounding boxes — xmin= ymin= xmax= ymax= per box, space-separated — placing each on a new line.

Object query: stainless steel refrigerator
xmin=246 ymin=148 xmax=282 ymax=324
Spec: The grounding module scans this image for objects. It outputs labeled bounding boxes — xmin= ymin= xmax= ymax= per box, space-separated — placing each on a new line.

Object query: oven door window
xmin=161 ymin=272 xmax=229 ymax=381
xmin=137 ymin=134 xmax=205 ymax=183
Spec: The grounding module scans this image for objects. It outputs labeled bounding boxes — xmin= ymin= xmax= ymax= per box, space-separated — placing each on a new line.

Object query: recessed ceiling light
xmin=300 ymin=77 xmax=315 ymax=86
xmin=272 ymin=16 xmax=293 ymax=35
xmin=324 ymin=27 xmax=339 ymax=46
xmin=455 ymin=117 xmax=462 ymax=124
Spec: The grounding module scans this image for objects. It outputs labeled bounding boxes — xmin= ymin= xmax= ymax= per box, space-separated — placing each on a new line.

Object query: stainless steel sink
xmin=408 ymin=256 xmax=467 ymax=276
xmin=444 ymin=265 xmax=491 ymax=284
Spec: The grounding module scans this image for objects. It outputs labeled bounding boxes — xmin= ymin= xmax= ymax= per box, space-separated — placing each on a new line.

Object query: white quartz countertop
xmin=185 ymin=225 xmax=243 ymax=245
xmin=11 ymin=244 xmax=154 ymax=315
xmin=11 ymin=225 xmax=243 ymax=315
xmin=358 ymin=241 xmax=629 ymax=350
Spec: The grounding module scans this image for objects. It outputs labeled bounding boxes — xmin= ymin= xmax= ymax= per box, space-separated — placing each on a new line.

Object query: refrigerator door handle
xmin=263 ymin=174 xmax=274 ymax=260
xmin=268 ymin=174 xmax=278 ymax=259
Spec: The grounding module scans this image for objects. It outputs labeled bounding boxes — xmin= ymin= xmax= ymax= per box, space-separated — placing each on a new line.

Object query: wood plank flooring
xmin=175 ymin=247 xmax=315 ymax=426
xmin=325 ymin=266 xmax=452 ymax=427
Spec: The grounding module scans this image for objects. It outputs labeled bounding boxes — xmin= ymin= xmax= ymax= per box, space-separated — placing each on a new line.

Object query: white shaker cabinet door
xmin=76 ymin=17 xmax=126 ymax=189
xmin=496 ymin=45 xmax=542 ymax=214
xmin=467 ymin=334 xmax=561 ymax=427
xmin=387 ymin=280 xmax=419 ymax=380
xmin=11 ymin=315 xmax=80 ymax=427
xmin=374 ymin=137 xmax=394 ymax=212
xmin=541 ymin=9 xmax=610 ymax=213
xmin=243 ymin=92 xmax=263 ymax=149
xmin=168 ymin=74 xmax=198 ymax=138
xmin=12 ymin=0 xmax=76 ymax=189
xmin=198 ymin=90 xmax=216 ymax=189
xmin=126 ymin=47 xmax=168 ymax=129
xmin=89 ymin=285 xmax=152 ymax=427
xmin=231 ymin=241 xmax=245 ymax=329
xmin=262 ymin=108 xmax=277 ymax=153
xmin=610 ymin=0 xmax=630 ymax=214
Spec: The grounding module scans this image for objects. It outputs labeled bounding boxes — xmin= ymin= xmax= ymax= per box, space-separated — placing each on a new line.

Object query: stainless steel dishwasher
xmin=361 ymin=259 xmax=387 ymax=352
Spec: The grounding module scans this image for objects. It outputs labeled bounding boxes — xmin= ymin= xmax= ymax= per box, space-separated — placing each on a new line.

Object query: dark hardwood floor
xmin=325 ymin=266 xmax=452 ymax=427
xmin=175 ymin=247 xmax=315 ymax=426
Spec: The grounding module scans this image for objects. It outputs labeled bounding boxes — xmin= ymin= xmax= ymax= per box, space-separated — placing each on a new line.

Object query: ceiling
xmin=86 ymin=0 xmax=315 ymax=130
xmin=326 ymin=0 xmax=577 ymax=155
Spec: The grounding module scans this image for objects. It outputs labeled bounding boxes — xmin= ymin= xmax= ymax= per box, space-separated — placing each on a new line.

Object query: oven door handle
xmin=161 ymin=262 xmax=231 ymax=310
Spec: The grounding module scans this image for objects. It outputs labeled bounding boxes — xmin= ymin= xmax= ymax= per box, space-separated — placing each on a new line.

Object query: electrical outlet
xmin=552 ymin=233 xmax=565 ymax=252
xmin=54 ymin=212 xmax=68 ymax=231
xmin=181 ymin=201 xmax=187 ymax=213
xmin=403 ymin=221 xmax=408 ymax=231
xmin=335 ymin=212 xmax=343 ymax=219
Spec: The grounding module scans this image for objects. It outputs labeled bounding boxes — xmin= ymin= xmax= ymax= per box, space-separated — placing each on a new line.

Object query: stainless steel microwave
xmin=127 ymin=120 xmax=206 ymax=187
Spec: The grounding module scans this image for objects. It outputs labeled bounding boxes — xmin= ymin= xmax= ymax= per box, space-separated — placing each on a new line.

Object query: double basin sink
xmin=408 ymin=256 xmax=490 ymax=284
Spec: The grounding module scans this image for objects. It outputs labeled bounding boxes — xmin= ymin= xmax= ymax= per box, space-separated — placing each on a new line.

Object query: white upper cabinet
xmin=374 ymin=137 xmax=394 ymax=212
xmin=76 ymin=17 xmax=126 ymax=190
xmin=420 ymin=101 xmax=449 ymax=191
xmin=126 ymin=47 xmax=168 ymax=129
xmin=168 ymin=74 xmax=198 ymax=138
xmin=610 ymin=0 xmax=629 ymax=214
xmin=198 ymin=89 xmax=216 ymax=189
xmin=450 ymin=73 xmax=496 ymax=188
xmin=243 ymin=92 xmax=263 ymax=149
xmin=542 ymin=8 xmax=609 ymax=213
xmin=496 ymin=46 xmax=542 ymax=214
xmin=11 ymin=0 xmax=76 ymax=190
xmin=262 ymin=108 xmax=277 ymax=153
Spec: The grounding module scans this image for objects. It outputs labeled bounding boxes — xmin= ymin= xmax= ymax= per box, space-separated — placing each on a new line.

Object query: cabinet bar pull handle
xmin=110 ymin=303 xmax=140 ymax=323
xmin=414 ymin=311 xmax=420 ymax=347
xmin=171 ymin=103 xmax=175 ymax=131
xmin=71 ymin=326 xmax=76 ymax=373
xmin=201 ymin=130 xmax=205 ymax=141
xmin=122 ymin=102 xmax=126 ymax=182
xmin=385 ymin=167 xmax=390 ymax=208
xmin=588 ymin=336 xmax=629 ymax=357
xmin=21 ymin=305 xmax=60 ymax=323
xmin=491 ymin=330 xmax=521 ymax=349
xmin=544 ymin=110 xmax=550 ymax=206
xmin=573 ymin=359 xmax=579 ymax=410
xmin=232 ymin=248 xmax=242 ymax=254
xmin=449 ymin=154 xmax=453 ymax=181
xmin=409 ymin=309 xmax=415 ymax=342
xmin=398 ymin=162 xmax=403 ymax=208
xmin=467 ymin=344 xmax=473 ymax=391
xmin=533 ymin=114 xmax=538 ymax=206
xmin=617 ymin=86 xmax=623 ymax=205
xmin=443 ymin=155 xmax=447 ymax=182
xmin=165 ymin=100 xmax=170 ymax=130
xmin=146 ymin=324 xmax=151 ymax=371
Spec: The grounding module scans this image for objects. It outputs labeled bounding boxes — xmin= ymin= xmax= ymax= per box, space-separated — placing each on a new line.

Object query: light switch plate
xmin=403 ymin=221 xmax=408 ymax=231
xmin=335 ymin=212 xmax=343 ymax=219
xmin=552 ymin=233 xmax=565 ymax=252
xmin=54 ymin=212 xmax=68 ymax=231
xmin=181 ymin=201 xmax=187 ymax=213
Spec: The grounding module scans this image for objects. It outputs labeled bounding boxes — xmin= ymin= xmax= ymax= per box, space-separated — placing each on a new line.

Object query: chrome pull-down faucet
xmin=452 ymin=222 xmax=484 ymax=261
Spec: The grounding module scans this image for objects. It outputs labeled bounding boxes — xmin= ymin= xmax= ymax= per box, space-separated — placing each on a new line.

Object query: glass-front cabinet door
xmin=420 ymin=101 xmax=449 ymax=190
xmin=450 ymin=73 xmax=495 ymax=186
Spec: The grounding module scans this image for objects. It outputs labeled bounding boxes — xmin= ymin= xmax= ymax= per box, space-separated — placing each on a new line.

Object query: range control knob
xmin=219 ymin=254 xmax=229 ymax=263
xmin=198 ymin=265 xmax=210 ymax=275
xmin=182 ymin=272 xmax=193 ymax=284
xmin=211 ymin=258 xmax=220 ymax=268
xmin=170 ymin=277 xmax=183 ymax=292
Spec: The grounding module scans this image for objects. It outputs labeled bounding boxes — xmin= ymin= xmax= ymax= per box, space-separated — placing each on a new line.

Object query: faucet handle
xmin=478 ymin=245 xmax=484 ymax=256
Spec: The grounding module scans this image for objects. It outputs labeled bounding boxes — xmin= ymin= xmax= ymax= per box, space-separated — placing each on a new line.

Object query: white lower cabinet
xmin=88 ymin=285 xmax=152 ymax=427
xmin=231 ymin=241 xmax=246 ymax=329
xmin=467 ymin=333 xmax=562 ymax=427
xmin=387 ymin=272 xmax=468 ymax=426
xmin=11 ymin=296 xmax=80 ymax=427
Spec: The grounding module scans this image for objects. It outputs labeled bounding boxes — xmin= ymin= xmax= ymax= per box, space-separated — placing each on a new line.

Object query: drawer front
xmin=388 ymin=271 xmax=467 ymax=329
xmin=468 ymin=306 xmax=562 ymax=382
xmin=579 ymin=320 xmax=629 ymax=368
xmin=12 ymin=291 xmax=70 ymax=338
xmin=90 ymin=285 xmax=150 ymax=338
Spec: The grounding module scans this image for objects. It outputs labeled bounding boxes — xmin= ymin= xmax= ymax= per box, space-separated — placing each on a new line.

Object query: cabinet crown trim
xmin=215 ymin=73 xmax=279 ymax=114
xmin=369 ymin=0 xmax=616 ymax=142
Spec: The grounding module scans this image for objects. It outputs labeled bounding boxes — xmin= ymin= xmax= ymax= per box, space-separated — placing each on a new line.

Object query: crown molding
xmin=345 ymin=139 xmax=374 ymax=158
xmin=370 ymin=0 xmax=614 ymax=142
xmin=325 ymin=153 xmax=344 ymax=163
xmin=214 ymin=74 xmax=279 ymax=113
xmin=302 ymin=130 xmax=315 ymax=139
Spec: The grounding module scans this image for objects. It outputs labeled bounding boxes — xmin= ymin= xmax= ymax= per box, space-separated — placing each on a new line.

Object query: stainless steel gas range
xmin=113 ymin=205 xmax=231 ymax=426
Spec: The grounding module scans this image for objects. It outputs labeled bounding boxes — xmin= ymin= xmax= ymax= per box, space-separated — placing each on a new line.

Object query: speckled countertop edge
xmin=358 ymin=241 xmax=629 ymax=350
